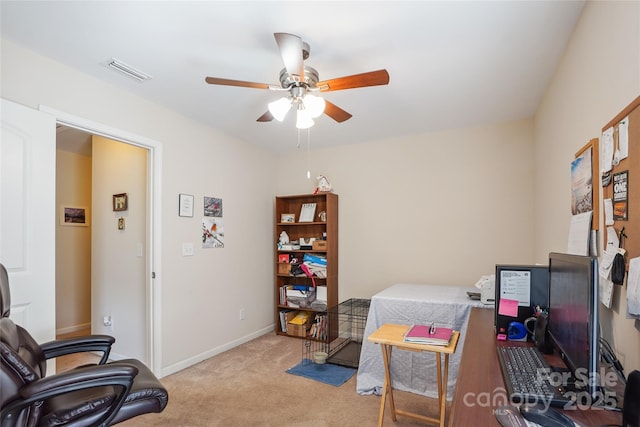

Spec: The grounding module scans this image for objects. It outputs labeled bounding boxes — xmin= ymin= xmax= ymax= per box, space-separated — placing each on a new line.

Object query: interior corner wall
xmin=55 ymin=150 xmax=92 ymax=334
xmin=276 ymin=118 xmax=537 ymax=299
xmin=533 ymin=0 xmax=640 ymax=372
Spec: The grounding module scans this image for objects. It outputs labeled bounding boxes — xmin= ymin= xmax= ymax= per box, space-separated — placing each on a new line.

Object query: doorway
xmin=48 ymin=105 xmax=163 ymax=375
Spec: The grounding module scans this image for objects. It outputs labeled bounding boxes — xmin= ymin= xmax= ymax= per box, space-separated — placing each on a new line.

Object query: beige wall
xmin=534 ymin=1 xmax=640 ymax=371
xmin=277 ymin=119 xmax=537 ymax=298
xmin=55 ymin=150 xmax=92 ymax=333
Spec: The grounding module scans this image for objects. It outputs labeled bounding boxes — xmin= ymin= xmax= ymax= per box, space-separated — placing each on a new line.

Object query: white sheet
xmin=356 ymin=283 xmax=489 ymax=400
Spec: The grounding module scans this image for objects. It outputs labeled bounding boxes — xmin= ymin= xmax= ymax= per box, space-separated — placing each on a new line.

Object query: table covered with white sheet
xmin=356 ymin=283 xmax=489 ymax=400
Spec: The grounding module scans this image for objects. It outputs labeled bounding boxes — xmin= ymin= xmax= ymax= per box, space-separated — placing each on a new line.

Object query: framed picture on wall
xmin=178 ymin=193 xmax=194 ymax=217
xmin=113 ymin=193 xmax=128 ymax=211
xmin=60 ymin=206 xmax=89 ymax=226
xmin=572 ymin=139 xmax=599 ymax=230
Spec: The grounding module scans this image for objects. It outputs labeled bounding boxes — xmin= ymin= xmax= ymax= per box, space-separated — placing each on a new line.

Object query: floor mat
xmin=286 ymin=359 xmax=356 ymax=387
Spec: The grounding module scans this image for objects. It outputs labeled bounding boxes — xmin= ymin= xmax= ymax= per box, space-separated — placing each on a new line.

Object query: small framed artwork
xmin=60 ymin=206 xmax=88 ymax=226
xmin=179 ymin=193 xmax=194 ymax=217
xmin=281 ymin=213 xmax=295 ymax=223
xmin=113 ymin=193 xmax=128 ymax=212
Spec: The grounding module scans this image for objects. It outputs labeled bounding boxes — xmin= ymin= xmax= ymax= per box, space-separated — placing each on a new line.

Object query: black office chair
xmin=624 ymin=370 xmax=640 ymax=427
xmin=0 ymin=263 xmax=168 ymax=426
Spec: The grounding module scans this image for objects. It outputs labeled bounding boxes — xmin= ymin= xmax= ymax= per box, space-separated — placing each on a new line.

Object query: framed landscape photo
xmin=60 ymin=206 xmax=88 ymax=226
xmin=113 ymin=193 xmax=128 ymax=212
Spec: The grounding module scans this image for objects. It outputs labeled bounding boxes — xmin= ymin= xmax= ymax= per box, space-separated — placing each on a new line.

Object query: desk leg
xmin=439 ymin=353 xmax=450 ymax=427
xmin=378 ymin=344 xmax=397 ymax=427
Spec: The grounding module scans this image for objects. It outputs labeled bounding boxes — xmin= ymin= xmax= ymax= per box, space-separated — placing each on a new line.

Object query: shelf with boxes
xmin=274 ymin=193 xmax=338 ymax=340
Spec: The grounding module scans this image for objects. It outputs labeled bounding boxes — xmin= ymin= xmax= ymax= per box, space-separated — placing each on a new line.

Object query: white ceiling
xmin=1 ymin=1 xmax=585 ymax=152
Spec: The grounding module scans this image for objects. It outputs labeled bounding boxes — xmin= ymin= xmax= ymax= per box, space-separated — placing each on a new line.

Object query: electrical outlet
xmin=239 ymin=308 xmax=245 ymax=320
xmin=103 ymin=316 xmax=112 ymax=327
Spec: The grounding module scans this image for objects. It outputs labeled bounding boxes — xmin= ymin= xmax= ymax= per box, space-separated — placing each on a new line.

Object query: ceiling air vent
xmin=105 ymin=58 xmax=152 ymax=82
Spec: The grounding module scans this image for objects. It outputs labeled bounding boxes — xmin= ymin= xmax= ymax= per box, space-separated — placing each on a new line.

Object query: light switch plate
xmin=182 ymin=243 xmax=194 ymax=256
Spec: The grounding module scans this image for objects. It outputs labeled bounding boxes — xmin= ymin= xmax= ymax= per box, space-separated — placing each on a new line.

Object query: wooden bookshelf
xmin=275 ymin=193 xmax=338 ymax=340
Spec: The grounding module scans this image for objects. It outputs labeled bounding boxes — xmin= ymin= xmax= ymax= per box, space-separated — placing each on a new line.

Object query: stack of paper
xmin=303 ymin=253 xmax=327 ymax=278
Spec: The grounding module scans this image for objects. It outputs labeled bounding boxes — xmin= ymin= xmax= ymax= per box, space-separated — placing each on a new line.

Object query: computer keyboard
xmin=497 ymin=345 xmax=571 ymax=408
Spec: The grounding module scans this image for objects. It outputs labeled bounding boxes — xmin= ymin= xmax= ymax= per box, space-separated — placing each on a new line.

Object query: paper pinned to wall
xmin=618 ymin=116 xmax=629 ymax=161
xmin=599 ymin=249 xmax=616 ymax=308
xmin=601 ymin=127 xmax=615 ymax=173
xmin=627 ymin=257 xmax=640 ymax=317
xmin=606 ymin=225 xmax=620 ymax=252
xmin=604 ymin=199 xmax=615 ymax=226
xmin=567 ymin=211 xmax=592 ymax=255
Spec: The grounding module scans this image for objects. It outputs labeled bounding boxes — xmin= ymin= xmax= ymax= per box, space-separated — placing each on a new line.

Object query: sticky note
xmin=498 ymin=298 xmax=519 ymax=317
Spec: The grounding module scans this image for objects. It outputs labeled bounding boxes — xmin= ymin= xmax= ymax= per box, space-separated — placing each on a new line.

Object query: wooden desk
xmin=368 ymin=323 xmax=460 ymax=427
xmin=448 ymin=307 xmax=622 ymax=426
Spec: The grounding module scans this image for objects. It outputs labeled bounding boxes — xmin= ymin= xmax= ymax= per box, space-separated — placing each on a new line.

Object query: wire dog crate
xmin=302 ymin=298 xmax=370 ymax=368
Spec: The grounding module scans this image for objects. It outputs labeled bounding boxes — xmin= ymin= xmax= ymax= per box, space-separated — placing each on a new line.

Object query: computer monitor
xmin=547 ymin=252 xmax=600 ymax=402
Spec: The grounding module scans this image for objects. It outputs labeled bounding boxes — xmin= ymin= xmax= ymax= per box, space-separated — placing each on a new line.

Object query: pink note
xmin=498 ymin=298 xmax=519 ymax=317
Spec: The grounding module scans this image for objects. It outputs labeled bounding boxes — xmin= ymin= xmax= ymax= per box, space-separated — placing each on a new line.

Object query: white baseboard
xmin=161 ymin=324 xmax=275 ymax=378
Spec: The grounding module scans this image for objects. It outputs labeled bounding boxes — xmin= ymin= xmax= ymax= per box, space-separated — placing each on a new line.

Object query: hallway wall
xmin=55 ymin=149 xmax=91 ymax=334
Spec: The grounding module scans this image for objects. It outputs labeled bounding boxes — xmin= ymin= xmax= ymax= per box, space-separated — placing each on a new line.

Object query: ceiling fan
xmin=205 ymin=32 xmax=390 ymax=128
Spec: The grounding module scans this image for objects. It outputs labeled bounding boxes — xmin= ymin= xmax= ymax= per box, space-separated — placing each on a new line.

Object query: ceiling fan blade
xmin=256 ymin=111 xmax=274 ymax=122
xmin=324 ymin=100 xmax=352 ymax=123
xmin=274 ymin=32 xmax=304 ymax=82
xmin=205 ymin=76 xmax=270 ymax=90
xmin=318 ymin=69 xmax=389 ymax=92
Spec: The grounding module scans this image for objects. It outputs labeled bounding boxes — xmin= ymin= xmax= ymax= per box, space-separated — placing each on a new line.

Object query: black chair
xmin=624 ymin=370 xmax=640 ymax=427
xmin=0 ymin=263 xmax=168 ymax=426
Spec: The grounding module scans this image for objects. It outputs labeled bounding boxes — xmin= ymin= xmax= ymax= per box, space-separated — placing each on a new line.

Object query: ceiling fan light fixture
xmin=296 ymin=108 xmax=314 ymax=129
xmin=267 ymin=97 xmax=291 ymax=122
xmin=303 ymin=94 xmax=325 ymax=119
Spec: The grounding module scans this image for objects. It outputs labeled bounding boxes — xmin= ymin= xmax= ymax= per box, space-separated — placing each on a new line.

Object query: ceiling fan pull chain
xmin=307 ymin=129 xmax=311 ymax=180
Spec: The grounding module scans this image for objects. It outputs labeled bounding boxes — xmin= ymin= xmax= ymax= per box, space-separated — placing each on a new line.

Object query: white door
xmin=0 ymin=98 xmax=56 ymax=344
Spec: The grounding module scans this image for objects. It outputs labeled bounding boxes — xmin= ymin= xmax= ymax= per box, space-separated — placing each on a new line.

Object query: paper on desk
xmin=601 ymin=127 xmax=614 ymax=173
xmin=498 ymin=298 xmax=519 ymax=317
xmin=618 ymin=117 xmax=629 ymax=161
xmin=567 ymin=211 xmax=592 ymax=256
xmin=627 ymin=257 xmax=640 ymax=316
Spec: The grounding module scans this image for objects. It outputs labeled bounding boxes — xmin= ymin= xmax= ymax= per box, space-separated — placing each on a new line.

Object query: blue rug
xmin=286 ymin=359 xmax=356 ymax=387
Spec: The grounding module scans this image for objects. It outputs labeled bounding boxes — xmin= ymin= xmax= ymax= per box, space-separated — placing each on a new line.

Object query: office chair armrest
xmin=40 ymin=334 xmax=115 ymax=364
xmin=1 ymin=363 xmax=138 ymax=426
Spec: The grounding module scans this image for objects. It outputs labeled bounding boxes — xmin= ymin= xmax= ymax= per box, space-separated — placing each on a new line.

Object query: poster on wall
xmin=571 ymin=147 xmax=593 ymax=215
xmin=202 ymin=217 xmax=224 ymax=248
xmin=204 ymin=197 xmax=223 ymax=217
xmin=612 ymin=170 xmax=628 ymax=220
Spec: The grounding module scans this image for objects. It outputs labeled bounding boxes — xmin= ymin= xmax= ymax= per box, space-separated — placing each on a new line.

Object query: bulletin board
xmin=602 ymin=95 xmax=640 ymax=269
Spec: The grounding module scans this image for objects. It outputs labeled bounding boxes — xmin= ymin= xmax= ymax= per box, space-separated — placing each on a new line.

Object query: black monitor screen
xmin=547 ymin=252 xmax=599 ymax=399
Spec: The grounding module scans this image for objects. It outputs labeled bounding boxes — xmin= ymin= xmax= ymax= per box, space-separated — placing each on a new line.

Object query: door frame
xmin=42 ymin=105 xmax=163 ymax=376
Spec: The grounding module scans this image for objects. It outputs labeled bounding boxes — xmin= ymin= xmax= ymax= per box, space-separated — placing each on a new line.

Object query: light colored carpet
xmin=60 ymin=330 xmax=447 ymax=426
